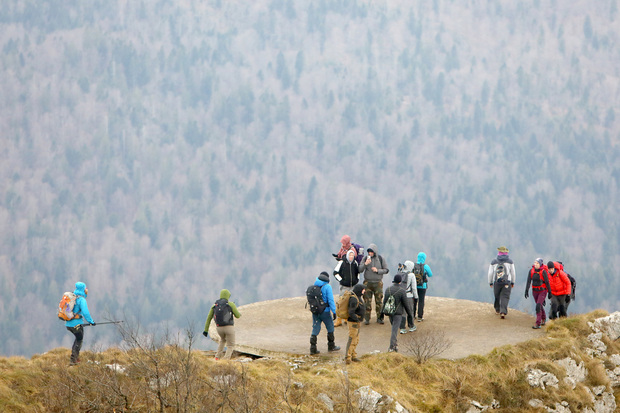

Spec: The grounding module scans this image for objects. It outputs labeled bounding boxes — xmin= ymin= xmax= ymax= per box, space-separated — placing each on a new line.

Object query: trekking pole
xmin=82 ymin=321 xmax=124 ymax=327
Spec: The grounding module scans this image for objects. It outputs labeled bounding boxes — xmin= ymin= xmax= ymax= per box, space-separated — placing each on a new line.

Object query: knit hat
xmin=547 ymin=261 xmax=555 ymax=270
xmin=535 ymin=258 xmax=544 ymax=266
xmin=393 ymin=274 xmax=402 ymax=284
xmin=497 ymin=246 xmax=509 ymax=253
xmin=318 ymin=271 xmax=329 ymax=282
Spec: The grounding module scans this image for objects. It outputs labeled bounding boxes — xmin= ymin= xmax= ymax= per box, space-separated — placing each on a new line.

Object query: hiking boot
xmin=310 ymin=335 xmax=320 ymax=355
xmin=327 ymin=332 xmax=340 ymax=352
xmin=364 ymin=320 xmax=370 ymax=325
xmin=399 ymin=329 xmax=407 ymax=334
xmin=345 ymin=358 xmax=352 ymax=365
xmin=409 ymin=326 xmax=417 ymax=332
xmin=352 ymin=357 xmax=361 ymax=362
xmin=417 ymin=318 xmax=424 ymax=322
xmin=541 ymin=320 xmax=546 ymax=326
xmin=377 ymin=319 xmax=384 ymax=324
xmin=388 ymin=347 xmax=398 ymax=353
xmin=532 ymin=325 xmax=541 ymax=329
xmin=334 ymin=317 xmax=343 ymax=327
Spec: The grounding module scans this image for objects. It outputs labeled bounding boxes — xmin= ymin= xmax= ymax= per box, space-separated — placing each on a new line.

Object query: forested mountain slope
xmin=0 ymin=0 xmax=618 ymax=356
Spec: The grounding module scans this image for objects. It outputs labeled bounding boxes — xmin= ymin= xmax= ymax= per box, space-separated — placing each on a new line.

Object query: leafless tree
xmin=402 ymin=328 xmax=453 ymax=364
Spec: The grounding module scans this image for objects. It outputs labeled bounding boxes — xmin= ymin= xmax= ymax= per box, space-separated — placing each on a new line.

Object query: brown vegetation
xmin=0 ymin=311 xmax=618 ymax=412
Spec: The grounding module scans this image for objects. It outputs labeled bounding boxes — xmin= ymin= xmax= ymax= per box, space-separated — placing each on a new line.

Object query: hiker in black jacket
xmin=345 ymin=284 xmax=365 ymax=364
xmin=333 ymin=248 xmax=362 ymax=327
xmin=382 ymin=273 xmax=413 ymax=352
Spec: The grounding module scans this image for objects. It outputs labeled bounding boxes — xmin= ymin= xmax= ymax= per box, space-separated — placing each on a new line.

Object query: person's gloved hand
xmin=548 ymin=292 xmax=552 ymax=300
xmin=90 ymin=322 xmax=96 ymax=326
xmin=332 ymin=312 xmax=336 ymax=320
xmin=202 ymin=331 xmax=208 ymax=338
xmin=524 ymin=291 xmax=529 ymax=299
xmin=565 ymin=296 xmax=571 ymax=304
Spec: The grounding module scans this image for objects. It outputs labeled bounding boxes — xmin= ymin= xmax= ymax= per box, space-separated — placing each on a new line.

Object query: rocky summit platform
xmin=207 ymin=296 xmax=544 ymax=360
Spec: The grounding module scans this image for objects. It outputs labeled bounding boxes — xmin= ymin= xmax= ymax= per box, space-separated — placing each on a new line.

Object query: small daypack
xmin=382 ymin=293 xmax=397 ymax=316
xmin=413 ymin=263 xmax=427 ymax=286
xmin=351 ymin=243 xmax=365 ymax=264
xmin=336 ymin=290 xmax=358 ymax=319
xmin=58 ymin=292 xmax=78 ymax=321
xmin=306 ymin=285 xmax=328 ymax=314
xmin=214 ymin=298 xmax=234 ymax=326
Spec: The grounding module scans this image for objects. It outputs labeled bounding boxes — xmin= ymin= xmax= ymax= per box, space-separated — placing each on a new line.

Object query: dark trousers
xmin=66 ymin=325 xmax=84 ymax=363
xmin=414 ymin=288 xmax=427 ymax=319
xmin=400 ymin=297 xmax=414 ymax=329
xmin=493 ymin=282 xmax=511 ymax=314
xmin=550 ymin=295 xmax=567 ymax=319
xmin=388 ymin=314 xmax=403 ymax=350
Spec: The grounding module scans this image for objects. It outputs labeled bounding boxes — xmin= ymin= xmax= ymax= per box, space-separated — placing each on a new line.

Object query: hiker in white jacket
xmin=399 ymin=260 xmax=418 ymax=333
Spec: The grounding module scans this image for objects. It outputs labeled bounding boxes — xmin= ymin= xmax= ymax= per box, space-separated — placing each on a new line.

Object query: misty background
xmin=0 ymin=0 xmax=619 ymax=357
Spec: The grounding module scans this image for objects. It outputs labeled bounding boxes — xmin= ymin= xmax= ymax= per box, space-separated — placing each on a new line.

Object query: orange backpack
xmin=58 ymin=292 xmax=78 ymax=321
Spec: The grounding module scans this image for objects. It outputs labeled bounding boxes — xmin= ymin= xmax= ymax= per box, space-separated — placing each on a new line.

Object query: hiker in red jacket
xmin=524 ymin=258 xmax=551 ymax=329
xmin=546 ymin=261 xmax=571 ymax=319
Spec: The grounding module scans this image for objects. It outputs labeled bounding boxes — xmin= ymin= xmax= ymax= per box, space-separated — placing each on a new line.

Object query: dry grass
xmin=0 ymin=311 xmax=617 ymax=412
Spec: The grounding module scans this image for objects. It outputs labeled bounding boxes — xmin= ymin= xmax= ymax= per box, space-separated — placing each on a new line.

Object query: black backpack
xmin=413 ymin=263 xmax=427 ymax=286
xmin=214 ymin=298 xmax=234 ymax=326
xmin=306 ymin=285 xmax=328 ymax=314
xmin=566 ymin=273 xmax=576 ymax=299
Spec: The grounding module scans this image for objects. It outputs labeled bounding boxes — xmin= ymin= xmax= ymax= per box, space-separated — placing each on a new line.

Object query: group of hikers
xmin=306 ymin=235 xmax=434 ymax=364
xmin=490 ymin=246 xmax=576 ymax=329
xmin=59 ymin=241 xmax=575 ymax=365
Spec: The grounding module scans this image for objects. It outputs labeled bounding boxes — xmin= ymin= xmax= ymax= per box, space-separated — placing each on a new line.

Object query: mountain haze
xmin=0 ymin=0 xmax=618 ymax=356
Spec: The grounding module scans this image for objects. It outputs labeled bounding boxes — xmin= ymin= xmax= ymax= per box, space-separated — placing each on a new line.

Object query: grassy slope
xmin=0 ymin=311 xmax=618 ymax=412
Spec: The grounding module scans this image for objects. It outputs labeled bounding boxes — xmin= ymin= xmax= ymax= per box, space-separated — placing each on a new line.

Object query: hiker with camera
xmin=487 ymin=246 xmax=516 ymax=319
xmin=63 ymin=282 xmax=95 ymax=366
xmin=382 ymin=273 xmax=413 ymax=352
xmin=360 ymin=243 xmax=389 ymax=325
xmin=203 ymin=289 xmax=241 ymax=360
xmin=307 ymin=271 xmax=340 ymax=355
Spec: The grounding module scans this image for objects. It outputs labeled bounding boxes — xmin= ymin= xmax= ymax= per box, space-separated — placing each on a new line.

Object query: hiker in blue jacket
xmin=65 ymin=282 xmax=95 ymax=365
xmin=310 ymin=271 xmax=341 ymax=354
xmin=413 ymin=252 xmax=433 ymax=322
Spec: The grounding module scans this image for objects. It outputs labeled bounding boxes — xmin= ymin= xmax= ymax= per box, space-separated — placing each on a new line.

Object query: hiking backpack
xmin=306 ymin=285 xmax=328 ymax=314
xmin=413 ymin=263 xmax=427 ymax=286
xmin=566 ymin=273 xmax=576 ymax=299
xmin=382 ymin=293 xmax=397 ymax=316
xmin=58 ymin=292 xmax=78 ymax=321
xmin=336 ymin=290 xmax=358 ymax=319
xmin=214 ymin=298 xmax=234 ymax=326
xmin=495 ymin=263 xmax=506 ymax=282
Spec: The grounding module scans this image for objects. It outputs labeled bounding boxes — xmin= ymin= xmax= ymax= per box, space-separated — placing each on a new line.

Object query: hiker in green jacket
xmin=203 ymin=289 xmax=241 ymax=360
